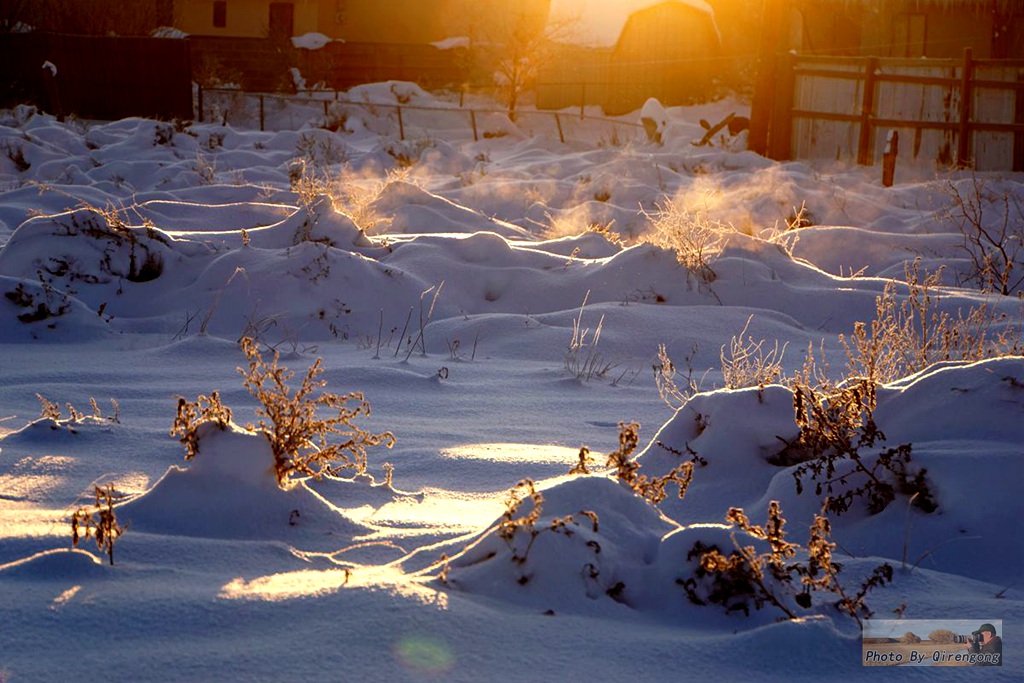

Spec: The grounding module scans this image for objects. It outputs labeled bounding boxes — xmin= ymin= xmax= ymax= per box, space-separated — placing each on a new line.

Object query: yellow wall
xmin=174 ymin=0 xmax=319 ymax=38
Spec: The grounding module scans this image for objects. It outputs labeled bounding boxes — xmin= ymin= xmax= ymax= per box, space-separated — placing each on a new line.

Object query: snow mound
xmin=367 ymin=181 xmax=532 ymax=238
xmin=0 ymin=275 xmax=111 ymax=342
xmin=642 ymin=358 xmax=1024 ymax=585
xmin=119 ymin=423 xmax=388 ymax=550
xmin=443 ymin=476 xmax=678 ymax=615
xmin=0 ymin=548 xmax=105 ymax=578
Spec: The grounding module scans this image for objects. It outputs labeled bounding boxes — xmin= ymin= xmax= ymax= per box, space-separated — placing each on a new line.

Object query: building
xmin=173 ymin=0 xmax=549 ymax=44
xmin=538 ymin=0 xmax=721 ymax=114
xmin=786 ymin=0 xmax=1024 ymax=59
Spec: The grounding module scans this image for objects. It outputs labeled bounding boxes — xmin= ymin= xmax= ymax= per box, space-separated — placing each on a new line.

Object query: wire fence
xmin=196 ymin=86 xmax=647 ymax=146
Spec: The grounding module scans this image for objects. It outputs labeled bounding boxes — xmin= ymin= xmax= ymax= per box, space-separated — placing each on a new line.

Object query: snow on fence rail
xmin=195 ymin=86 xmax=645 ymax=145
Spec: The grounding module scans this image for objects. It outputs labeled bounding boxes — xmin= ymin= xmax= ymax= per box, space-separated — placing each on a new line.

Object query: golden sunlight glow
xmin=551 ymin=0 xmax=714 ymax=47
xmin=0 ymin=455 xmax=75 ymax=503
xmin=219 ymin=565 xmax=448 ymax=608
xmin=50 ymin=585 xmax=82 ymax=611
xmin=360 ymin=490 xmax=503 ymax=535
xmin=440 ymin=442 xmax=579 ymax=464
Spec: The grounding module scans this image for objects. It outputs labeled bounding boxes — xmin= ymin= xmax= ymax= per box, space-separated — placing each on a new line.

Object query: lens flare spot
xmin=393 ymin=635 xmax=455 ymax=675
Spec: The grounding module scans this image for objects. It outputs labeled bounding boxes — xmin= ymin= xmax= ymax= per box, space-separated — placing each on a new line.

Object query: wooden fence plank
xmin=957 ymin=48 xmax=974 ymax=167
xmin=773 ymin=50 xmax=1023 ymax=170
xmin=857 ymin=57 xmax=878 ymax=165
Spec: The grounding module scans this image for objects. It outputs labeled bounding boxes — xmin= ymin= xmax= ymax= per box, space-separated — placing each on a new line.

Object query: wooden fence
xmin=752 ymin=49 xmax=1024 ymax=172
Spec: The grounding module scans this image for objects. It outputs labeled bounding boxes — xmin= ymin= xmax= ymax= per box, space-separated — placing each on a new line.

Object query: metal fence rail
xmin=196 ymin=86 xmax=646 ymax=145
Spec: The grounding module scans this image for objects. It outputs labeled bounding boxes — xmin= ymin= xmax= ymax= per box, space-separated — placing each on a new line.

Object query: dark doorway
xmin=269 ymin=3 xmax=294 ymax=40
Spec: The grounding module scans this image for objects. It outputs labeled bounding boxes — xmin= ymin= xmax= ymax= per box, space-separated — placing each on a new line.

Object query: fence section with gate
xmin=752 ymin=49 xmax=1024 ymax=172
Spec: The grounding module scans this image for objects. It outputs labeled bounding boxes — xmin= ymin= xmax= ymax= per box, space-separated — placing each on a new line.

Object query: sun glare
xmin=219 ymin=565 xmax=449 ymax=607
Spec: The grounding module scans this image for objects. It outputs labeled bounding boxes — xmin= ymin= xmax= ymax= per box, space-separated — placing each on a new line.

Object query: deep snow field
xmin=1 ymin=85 xmax=1022 ymax=681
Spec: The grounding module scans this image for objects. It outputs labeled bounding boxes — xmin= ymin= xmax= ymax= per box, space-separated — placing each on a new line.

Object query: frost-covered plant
xmin=721 ymin=315 xmax=787 ymax=391
xmin=36 ymin=393 xmax=62 ymax=421
xmin=70 ymin=484 xmax=127 ymax=566
xmin=89 ymin=397 xmax=121 ymax=423
xmin=385 ymin=138 xmax=434 ymax=169
xmin=681 ymin=501 xmax=892 ymax=626
xmin=296 ymin=132 xmax=347 ymax=168
xmin=237 ymin=337 xmax=395 ymax=486
xmin=564 ymin=291 xmax=616 ymax=381
xmin=841 ymin=260 xmax=1021 ymax=385
xmin=643 ymin=200 xmax=728 ymax=283
xmin=652 ymin=343 xmax=701 ymax=411
xmin=35 ymin=394 xmax=119 ymax=431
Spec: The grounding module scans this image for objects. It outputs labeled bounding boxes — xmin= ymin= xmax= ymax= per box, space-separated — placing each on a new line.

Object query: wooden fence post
xmin=768 ymin=52 xmax=796 ymax=161
xmin=748 ymin=0 xmax=786 ymax=156
xmin=197 ymin=85 xmax=204 ymax=123
xmin=857 ymin=57 xmax=879 ymax=165
xmin=259 ymin=95 xmax=265 ymax=131
xmin=470 ymin=109 xmax=478 ymax=141
xmin=554 ymin=113 xmax=565 ymax=144
xmin=882 ymin=130 xmax=899 ymax=187
xmin=957 ymin=47 xmax=974 ymax=168
xmin=397 ymin=106 xmax=405 ymax=140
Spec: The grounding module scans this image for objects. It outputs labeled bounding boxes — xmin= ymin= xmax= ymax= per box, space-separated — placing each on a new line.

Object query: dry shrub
xmin=573 ymin=422 xmax=696 ymax=506
xmin=170 ymin=339 xmax=394 ymax=488
xmin=70 ymin=483 xmax=127 ymax=566
xmin=682 ymin=500 xmax=892 ymax=626
xmin=778 ymin=378 xmax=936 ymax=516
xmin=491 ymin=479 xmax=599 ymax=583
xmin=171 ymin=390 xmax=232 ymax=459
xmin=942 ymin=174 xmax=1024 ymax=296
xmin=238 ymin=337 xmax=395 ymax=486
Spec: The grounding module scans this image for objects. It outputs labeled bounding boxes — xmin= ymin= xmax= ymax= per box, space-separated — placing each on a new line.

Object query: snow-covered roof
xmin=549 ymin=0 xmax=717 ymax=49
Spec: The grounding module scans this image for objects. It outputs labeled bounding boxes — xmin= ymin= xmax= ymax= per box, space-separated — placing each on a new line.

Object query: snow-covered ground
xmin=0 ymin=86 xmax=1021 ymax=681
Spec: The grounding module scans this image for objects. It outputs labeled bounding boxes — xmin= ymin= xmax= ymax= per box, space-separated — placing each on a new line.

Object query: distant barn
xmin=538 ymin=0 xmax=721 ymax=115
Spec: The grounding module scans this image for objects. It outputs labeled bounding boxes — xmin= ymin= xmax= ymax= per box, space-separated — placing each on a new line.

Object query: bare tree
xmin=450 ymin=1 xmax=576 ymax=121
xmin=944 ymin=174 xmax=1024 ymax=297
